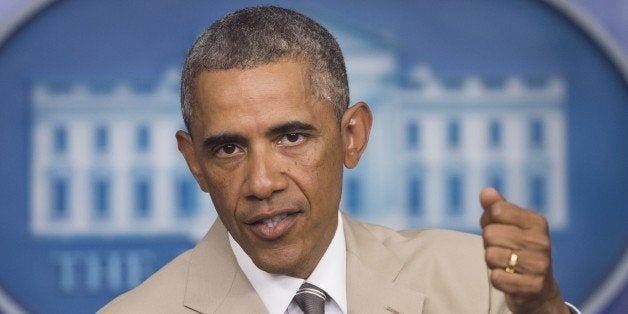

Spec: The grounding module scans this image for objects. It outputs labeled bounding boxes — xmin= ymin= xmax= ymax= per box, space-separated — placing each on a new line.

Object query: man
xmin=101 ymin=6 xmax=578 ymax=313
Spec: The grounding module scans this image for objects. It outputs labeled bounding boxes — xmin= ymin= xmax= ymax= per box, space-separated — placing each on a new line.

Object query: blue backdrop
xmin=0 ymin=1 xmax=626 ymax=313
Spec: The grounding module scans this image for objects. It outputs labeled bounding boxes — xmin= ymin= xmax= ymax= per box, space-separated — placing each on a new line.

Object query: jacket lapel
xmin=183 ymin=220 xmax=266 ymax=313
xmin=343 ymin=214 xmax=426 ymax=314
xmin=182 ymin=214 xmax=426 ymax=313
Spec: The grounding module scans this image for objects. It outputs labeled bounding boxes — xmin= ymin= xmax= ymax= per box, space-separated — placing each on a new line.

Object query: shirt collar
xmin=229 ymin=212 xmax=347 ymax=314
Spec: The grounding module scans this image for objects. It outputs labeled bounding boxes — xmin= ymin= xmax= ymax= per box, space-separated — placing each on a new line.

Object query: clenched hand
xmin=480 ymin=188 xmax=569 ymax=314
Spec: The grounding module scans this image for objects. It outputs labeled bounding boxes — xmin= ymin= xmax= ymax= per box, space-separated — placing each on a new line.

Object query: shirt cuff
xmin=565 ymin=302 xmax=582 ymax=314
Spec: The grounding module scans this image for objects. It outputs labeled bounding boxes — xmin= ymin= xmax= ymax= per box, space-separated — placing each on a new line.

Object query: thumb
xmin=479 ymin=187 xmax=505 ymax=210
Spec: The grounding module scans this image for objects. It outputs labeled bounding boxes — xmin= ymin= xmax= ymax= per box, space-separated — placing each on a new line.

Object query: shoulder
xmin=99 ymin=249 xmax=193 ymax=313
xmin=345 ymin=216 xmax=486 ymax=271
xmin=355 ymin=219 xmax=483 ymax=256
xmin=346 ymin=217 xmax=508 ymax=312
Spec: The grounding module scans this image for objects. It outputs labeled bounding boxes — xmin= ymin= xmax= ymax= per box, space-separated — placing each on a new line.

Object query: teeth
xmin=272 ymin=213 xmax=287 ymax=223
xmin=261 ymin=213 xmax=288 ymax=228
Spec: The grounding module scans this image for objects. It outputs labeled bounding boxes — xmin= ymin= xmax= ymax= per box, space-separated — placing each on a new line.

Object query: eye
xmin=215 ymin=143 xmax=243 ymax=157
xmin=286 ymin=133 xmax=300 ymax=142
xmin=279 ymin=133 xmax=306 ymax=146
xmin=221 ymin=144 xmax=237 ymax=154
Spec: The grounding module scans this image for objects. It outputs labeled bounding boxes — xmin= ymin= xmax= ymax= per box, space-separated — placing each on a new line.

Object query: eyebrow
xmin=202 ymin=133 xmax=247 ymax=150
xmin=266 ymin=121 xmax=317 ymax=137
xmin=200 ymin=121 xmax=317 ymax=150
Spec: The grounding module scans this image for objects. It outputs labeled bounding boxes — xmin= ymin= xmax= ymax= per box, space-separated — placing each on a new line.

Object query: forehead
xmin=191 ymin=60 xmax=331 ymax=135
xmin=198 ymin=60 xmax=309 ymax=104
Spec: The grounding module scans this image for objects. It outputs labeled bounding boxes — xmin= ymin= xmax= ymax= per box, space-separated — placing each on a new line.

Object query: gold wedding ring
xmin=505 ymin=251 xmax=518 ymax=274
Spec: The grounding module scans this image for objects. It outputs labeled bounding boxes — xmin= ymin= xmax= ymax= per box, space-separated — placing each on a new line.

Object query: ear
xmin=176 ymin=130 xmax=209 ymax=192
xmin=341 ymin=102 xmax=373 ymax=169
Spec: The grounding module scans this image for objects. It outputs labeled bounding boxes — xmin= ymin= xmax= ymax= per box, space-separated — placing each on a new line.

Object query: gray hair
xmin=180 ymin=6 xmax=349 ymax=131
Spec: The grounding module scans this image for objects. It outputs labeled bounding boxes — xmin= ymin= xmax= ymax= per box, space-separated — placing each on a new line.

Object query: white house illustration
xmin=345 ymin=65 xmax=568 ymax=231
xmin=30 ymin=69 xmax=217 ymax=239
xmin=327 ymin=16 xmax=568 ymax=231
xmin=29 ymin=20 xmax=568 ymax=239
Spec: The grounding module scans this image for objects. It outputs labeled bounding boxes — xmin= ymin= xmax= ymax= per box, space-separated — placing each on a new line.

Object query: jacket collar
xmin=343 ymin=213 xmax=426 ymax=313
xmin=182 ymin=213 xmax=425 ymax=313
xmin=183 ymin=220 xmax=266 ymax=313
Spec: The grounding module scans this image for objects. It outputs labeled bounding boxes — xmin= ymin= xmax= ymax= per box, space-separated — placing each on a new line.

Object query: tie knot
xmin=293 ymin=282 xmax=327 ymax=314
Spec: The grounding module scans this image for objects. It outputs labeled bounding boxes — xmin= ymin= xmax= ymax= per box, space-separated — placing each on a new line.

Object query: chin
xmin=255 ymin=260 xmax=300 ymax=276
xmin=252 ymin=251 xmax=304 ymax=277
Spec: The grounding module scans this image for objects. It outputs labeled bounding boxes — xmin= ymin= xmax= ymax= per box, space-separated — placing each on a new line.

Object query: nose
xmin=245 ymin=146 xmax=288 ymax=200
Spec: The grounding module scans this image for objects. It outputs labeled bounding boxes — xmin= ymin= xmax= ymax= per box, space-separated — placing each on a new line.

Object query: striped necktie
xmin=293 ymin=282 xmax=327 ymax=314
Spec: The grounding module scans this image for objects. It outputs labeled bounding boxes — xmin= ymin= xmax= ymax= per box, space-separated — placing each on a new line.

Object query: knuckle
xmin=528 ymin=257 xmax=550 ymax=275
xmin=519 ymin=281 xmax=535 ymax=296
xmin=483 ymin=225 xmax=497 ymax=242
xmin=517 ymin=276 xmax=544 ymax=296
xmin=530 ymin=276 xmax=545 ymax=293
xmin=539 ymin=260 xmax=551 ymax=275
xmin=536 ymin=215 xmax=549 ymax=231
xmin=526 ymin=211 xmax=549 ymax=230
xmin=528 ymin=233 xmax=551 ymax=251
xmin=491 ymin=203 xmax=506 ymax=220
xmin=484 ymin=247 xmax=500 ymax=263
xmin=490 ymin=270 xmax=502 ymax=286
xmin=537 ymin=256 xmax=551 ymax=273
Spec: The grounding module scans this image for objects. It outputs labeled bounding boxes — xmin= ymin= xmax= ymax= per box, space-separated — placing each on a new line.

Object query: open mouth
xmin=260 ymin=213 xmax=288 ymax=228
xmin=247 ymin=211 xmax=299 ymax=240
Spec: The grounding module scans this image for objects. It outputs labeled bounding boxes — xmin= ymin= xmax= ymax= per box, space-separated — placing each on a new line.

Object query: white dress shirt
xmin=229 ymin=212 xmax=582 ymax=314
xmin=229 ymin=212 xmax=347 ymax=314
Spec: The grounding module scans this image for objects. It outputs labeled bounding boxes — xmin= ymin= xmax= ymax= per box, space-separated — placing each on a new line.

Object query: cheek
xmin=204 ymin=168 xmax=241 ymax=211
xmin=288 ymin=144 xmax=341 ymax=179
xmin=291 ymin=140 xmax=344 ymax=196
xmin=299 ymin=134 xmax=344 ymax=167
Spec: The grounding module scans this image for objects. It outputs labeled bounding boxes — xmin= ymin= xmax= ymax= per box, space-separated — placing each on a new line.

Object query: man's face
xmin=178 ymin=60 xmax=347 ymax=278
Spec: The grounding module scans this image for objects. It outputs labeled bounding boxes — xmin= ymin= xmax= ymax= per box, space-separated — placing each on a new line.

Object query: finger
xmin=484 ymin=247 xmax=550 ymax=275
xmin=482 ymin=201 xmax=547 ymax=230
xmin=479 ymin=187 xmax=508 ymax=228
xmin=482 ymin=224 xmax=524 ymax=249
xmin=489 ymin=268 xmax=545 ymax=297
xmin=480 ymin=201 xmax=522 ymax=228
xmin=485 ymin=246 xmax=520 ymax=272
xmin=479 ymin=187 xmax=505 ymax=210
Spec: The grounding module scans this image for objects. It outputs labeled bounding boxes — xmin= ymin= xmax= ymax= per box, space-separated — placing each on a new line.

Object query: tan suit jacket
xmin=100 ymin=213 xmax=510 ymax=313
